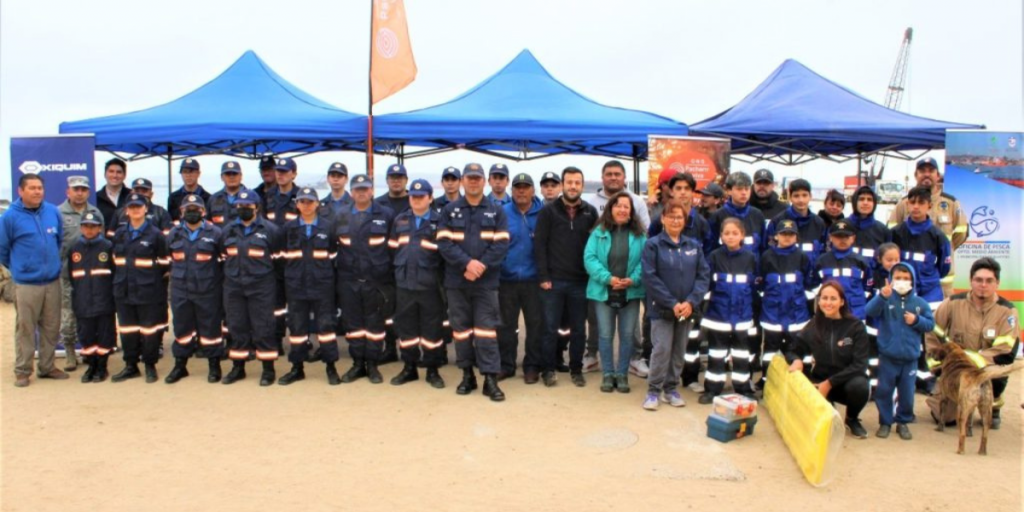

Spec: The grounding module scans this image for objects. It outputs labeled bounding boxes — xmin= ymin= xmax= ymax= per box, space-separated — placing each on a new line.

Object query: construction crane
xmin=864 ymin=27 xmax=913 ymax=186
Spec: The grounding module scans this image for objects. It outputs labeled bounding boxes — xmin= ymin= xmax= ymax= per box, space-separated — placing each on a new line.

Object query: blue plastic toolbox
xmin=705 ymin=413 xmax=758 ymax=443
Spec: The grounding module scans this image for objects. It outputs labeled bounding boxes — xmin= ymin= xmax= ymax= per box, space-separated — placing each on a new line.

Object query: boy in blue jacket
xmin=865 ymin=262 xmax=934 ymax=440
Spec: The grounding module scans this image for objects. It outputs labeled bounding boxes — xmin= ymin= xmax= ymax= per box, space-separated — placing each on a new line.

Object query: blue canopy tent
xmin=59 ymin=50 xmax=368 ymax=161
xmin=690 ymin=59 xmax=983 ymax=166
xmin=373 ymin=49 xmax=688 ymax=175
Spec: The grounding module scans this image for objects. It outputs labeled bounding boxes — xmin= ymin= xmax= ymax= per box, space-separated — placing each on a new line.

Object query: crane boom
xmin=869 ymin=27 xmax=913 ymax=183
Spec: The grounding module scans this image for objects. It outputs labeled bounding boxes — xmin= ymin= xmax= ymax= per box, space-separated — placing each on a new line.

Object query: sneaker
xmin=582 ymin=355 xmax=599 ymax=373
xmin=896 ymin=423 xmax=912 ymax=440
xmin=614 ymin=373 xmax=630 ymax=393
xmin=686 ymin=381 xmax=704 ymax=393
xmin=661 ymin=390 xmax=686 ymax=407
xmin=642 ymin=392 xmax=660 ymax=411
xmin=876 ymin=424 xmax=891 ymax=439
xmin=570 ymin=372 xmax=586 ymax=387
xmin=845 ymin=418 xmax=868 ymax=439
xmin=629 ymin=358 xmax=650 ymax=378
xmin=600 ymin=375 xmax=614 ymax=393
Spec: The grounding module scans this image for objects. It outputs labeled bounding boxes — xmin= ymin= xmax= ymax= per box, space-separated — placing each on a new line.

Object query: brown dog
xmin=928 ymin=342 xmax=1024 ymax=455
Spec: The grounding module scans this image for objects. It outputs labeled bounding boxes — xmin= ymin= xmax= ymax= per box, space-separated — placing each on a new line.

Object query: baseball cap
xmin=180 ymin=194 xmax=206 ymax=210
xmin=776 ymin=219 xmax=798 ymax=235
xmin=489 ymin=163 xmax=509 ymax=177
xmin=327 ymin=162 xmax=348 ymax=176
xmin=275 ymin=157 xmax=297 ymax=173
xmin=699 ymin=182 xmax=725 ymax=199
xmin=221 ymin=161 xmax=242 ymax=174
xmin=258 ymin=155 xmax=277 ymax=169
xmin=658 ymin=168 xmax=679 ymax=187
xmin=126 ymin=193 xmax=147 ymax=207
xmin=829 ymin=219 xmax=855 ymax=236
xmin=463 ymin=163 xmax=485 ymax=178
xmin=441 ymin=166 xmax=461 ymax=180
xmin=511 ymin=173 xmax=534 ymax=187
xmin=131 ymin=178 xmax=153 ymax=190
xmin=540 ymin=171 xmax=561 ymax=184
xmin=67 ymin=176 xmax=90 ymax=188
xmin=234 ymin=190 xmax=259 ymax=206
xmin=386 ymin=164 xmax=407 ymax=177
xmin=753 ymin=169 xmax=774 ymax=183
xmin=409 ymin=179 xmax=433 ymax=197
xmin=350 ymin=174 xmax=373 ymax=190
xmin=296 ymin=187 xmax=319 ymax=202
xmin=80 ymin=212 xmax=103 ymax=226
xmin=180 ymin=158 xmax=200 ymax=172
xmin=916 ymin=157 xmax=939 ymax=170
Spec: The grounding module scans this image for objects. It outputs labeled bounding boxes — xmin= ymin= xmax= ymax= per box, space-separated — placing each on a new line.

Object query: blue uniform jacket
xmin=708 ymin=200 xmax=765 ymax=258
xmin=67 ymin=236 xmax=115 ymax=317
xmin=220 ymin=218 xmax=282 ymax=286
xmin=437 ymin=196 xmax=510 ymax=289
xmin=890 ymin=217 xmax=951 ymax=306
xmin=167 ymin=221 xmax=223 ymax=296
xmin=704 ymin=246 xmax=759 ymax=328
xmin=112 ymin=222 xmax=170 ymax=305
xmin=282 ymin=216 xmax=337 ymax=298
xmin=758 ymin=244 xmax=814 ymax=331
xmin=334 ymin=202 xmax=395 ymax=284
xmin=765 ymin=206 xmax=827 ymax=265
xmin=390 ymin=208 xmax=444 ymax=291
xmin=815 ymin=247 xmax=872 ymax=319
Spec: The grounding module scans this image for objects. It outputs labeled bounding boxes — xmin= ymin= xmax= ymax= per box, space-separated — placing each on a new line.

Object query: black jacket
xmin=534 ymin=198 xmax=598 ymax=283
xmin=67 ymin=236 xmax=115 ymax=317
xmin=95 ymin=186 xmax=131 ymax=234
xmin=786 ymin=316 xmax=869 ymax=387
xmin=751 ymin=191 xmax=787 ymax=221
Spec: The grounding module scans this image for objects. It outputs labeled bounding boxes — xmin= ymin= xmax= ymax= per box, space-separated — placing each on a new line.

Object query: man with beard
xmin=750 ymin=169 xmax=788 ymax=221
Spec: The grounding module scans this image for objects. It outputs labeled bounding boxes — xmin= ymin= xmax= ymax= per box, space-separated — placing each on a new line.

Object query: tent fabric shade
xmin=690 ymin=59 xmax=983 ymax=163
xmin=373 ymin=49 xmax=688 ymax=160
xmin=59 ymin=50 xmax=368 ymax=159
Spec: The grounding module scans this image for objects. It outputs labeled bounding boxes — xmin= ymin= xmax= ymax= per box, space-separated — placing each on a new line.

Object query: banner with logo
xmin=10 ymin=135 xmax=95 ymax=205
xmin=647 ymin=135 xmax=731 ymax=198
xmin=945 ymin=130 xmax=1023 ymax=313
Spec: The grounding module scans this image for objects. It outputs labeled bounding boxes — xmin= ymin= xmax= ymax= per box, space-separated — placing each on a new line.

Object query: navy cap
xmin=234 ymin=190 xmax=259 ymax=206
xmin=512 ymin=173 xmax=534 ymax=187
xmin=131 ymin=178 xmax=153 ymax=190
xmin=540 ymin=171 xmax=561 ymax=184
xmin=350 ymin=174 xmax=373 ymax=190
xmin=126 ymin=193 xmax=147 ymax=207
xmin=409 ymin=179 xmax=433 ymax=197
xmin=753 ymin=169 xmax=774 ymax=183
xmin=829 ymin=219 xmax=855 ymax=236
xmin=700 ymin=182 xmax=725 ymax=199
xmin=489 ymin=163 xmax=509 ymax=177
xmin=221 ymin=161 xmax=242 ymax=174
xmin=463 ymin=163 xmax=485 ymax=177
xmin=776 ymin=219 xmax=798 ymax=235
xmin=275 ymin=157 xmax=297 ymax=173
xmin=296 ymin=187 xmax=319 ymax=202
xmin=180 ymin=194 xmax=206 ymax=210
xmin=179 ymin=158 xmax=200 ymax=172
xmin=67 ymin=176 xmax=90 ymax=188
xmin=386 ymin=164 xmax=407 ymax=177
xmin=441 ymin=166 xmax=461 ymax=180
xmin=80 ymin=212 xmax=102 ymax=226
xmin=327 ymin=162 xmax=348 ymax=176
xmin=259 ymin=155 xmax=277 ymax=169
xmin=916 ymin=157 xmax=939 ymax=170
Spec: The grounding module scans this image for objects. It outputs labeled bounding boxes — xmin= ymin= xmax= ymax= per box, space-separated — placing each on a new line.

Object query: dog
xmin=928 ymin=342 xmax=1024 ymax=455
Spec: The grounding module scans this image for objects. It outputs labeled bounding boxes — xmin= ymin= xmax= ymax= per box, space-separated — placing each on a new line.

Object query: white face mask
xmin=892 ymin=280 xmax=914 ymax=295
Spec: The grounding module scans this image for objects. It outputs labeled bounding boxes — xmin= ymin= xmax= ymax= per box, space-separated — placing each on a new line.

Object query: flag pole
xmin=367 ymin=0 xmax=375 ymax=179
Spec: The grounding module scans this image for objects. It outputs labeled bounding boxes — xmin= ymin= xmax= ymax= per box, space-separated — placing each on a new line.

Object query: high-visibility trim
xmin=701 ymin=318 xmax=754 ymax=332
xmin=939 ymin=276 xmax=955 ymax=284
xmin=172 ymin=251 xmax=186 ymax=261
xmin=388 ymin=239 xmax=401 ymax=249
xmin=91 ymin=268 xmax=112 ymax=276
xmin=228 ymin=350 xmax=250 ymax=360
xmin=704 ymin=372 xmax=726 ymax=382
xmin=965 ymin=350 xmax=988 ymax=368
xmin=366 ymin=331 xmax=386 ymax=341
xmin=684 ymin=353 xmax=699 ymax=363
xmin=804 ymin=290 xmax=817 ymax=300
xmin=730 ymin=372 xmax=751 ymax=383
xmin=338 ymin=237 xmax=352 ymax=246
xmin=346 ymin=330 xmax=367 ymax=339
xmin=248 ymin=248 xmax=265 ymax=258
xmin=762 ymin=351 xmax=778 ymax=363
xmin=452 ymin=329 xmax=473 ymax=341
xmin=916 ymin=370 xmax=934 ymax=380
xmin=140 ymin=323 xmax=168 ymax=335
xmin=420 ymin=240 xmax=438 ymax=251
xmin=385 ymin=318 xmax=394 ymax=326
xmin=730 ymin=349 xmax=751 ymax=361
xmin=195 ymin=253 xmax=213 ymax=262
xmin=288 ymin=335 xmax=308 ymax=345
xmin=689 ymin=329 xmax=700 ymax=339
xmin=479 ymin=230 xmax=497 ymax=241
xmin=474 ymin=328 xmax=497 ymax=338
xmin=398 ymin=338 xmax=420 ymax=348
xmin=421 ymin=339 xmax=443 ymax=350
xmin=926 ymin=357 xmax=940 ymax=369
xmin=928 ymin=301 xmax=942 ymax=311
xmin=285 ymin=213 xmax=298 ymax=221
xmin=221 ymin=325 xmax=230 ymax=334
xmin=952 ymin=225 xmax=968 ymax=234
xmin=442 ymin=320 xmax=451 ymax=328
xmin=157 ymin=257 xmax=172 ymax=266
xmin=256 ymin=350 xmax=278 ymax=361
xmin=708 ymin=348 xmax=729 ymax=359
xmin=317 ymin=333 xmax=337 ymax=343
xmin=865 ymin=325 xmax=878 ymax=337
xmin=368 ymin=236 xmax=387 ymax=246
xmin=435 ymin=230 xmax=454 ymax=240
xmin=712 ymin=273 xmax=751 ymax=284
xmin=225 ymin=247 xmax=238 ymax=257
xmin=199 ymin=336 xmax=222 ymax=346
xmin=868 ymin=358 xmax=879 ymax=367
xmin=117 ymin=325 xmax=140 ymax=334
xmin=557 ymin=328 xmax=571 ymax=336
xmin=71 ymin=269 xmax=87 ymax=279
xmin=95 ymin=347 xmax=112 ymax=356
xmin=993 ymin=335 xmax=1015 ymax=347
xmin=932 ymin=325 xmax=947 ymax=339
xmin=133 ymin=258 xmax=154 ymax=268
xmin=274 ymin=308 xmax=288 ymax=317
xmin=802 ymin=356 xmax=814 ymax=364
xmin=175 ymin=332 xmax=196 ymax=345
xmin=212 ymin=215 xmax=225 ymax=224
xmin=80 ymin=345 xmax=98 ymax=355
xmin=266 ymin=212 xmax=277 ymax=220
xmin=492 ymin=232 xmax=510 ymax=241
xmin=869 ymin=378 xmax=878 ymax=388
xmin=282 ymin=250 xmax=303 ymax=259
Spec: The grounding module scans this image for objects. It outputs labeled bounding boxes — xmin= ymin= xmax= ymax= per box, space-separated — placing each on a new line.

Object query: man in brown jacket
xmin=925 ymin=257 xmax=1020 ymax=429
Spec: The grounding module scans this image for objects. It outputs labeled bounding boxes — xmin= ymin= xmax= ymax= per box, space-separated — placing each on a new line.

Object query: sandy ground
xmin=0 ymin=300 xmax=1021 ymax=512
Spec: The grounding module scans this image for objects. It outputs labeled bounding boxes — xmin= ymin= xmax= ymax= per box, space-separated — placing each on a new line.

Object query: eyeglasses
xmin=663 ymin=215 xmax=686 ymax=222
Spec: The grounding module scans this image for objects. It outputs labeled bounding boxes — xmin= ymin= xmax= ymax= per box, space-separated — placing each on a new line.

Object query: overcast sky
xmin=1 ymin=0 xmax=1021 ymax=201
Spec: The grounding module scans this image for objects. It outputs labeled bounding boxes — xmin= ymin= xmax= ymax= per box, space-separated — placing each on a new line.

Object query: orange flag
xmin=371 ymin=0 xmax=417 ymax=104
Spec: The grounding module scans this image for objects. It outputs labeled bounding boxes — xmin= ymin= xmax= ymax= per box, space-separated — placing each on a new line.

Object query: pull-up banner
xmin=10 ymin=135 xmax=95 ymax=205
xmin=647 ymin=135 xmax=731 ymax=198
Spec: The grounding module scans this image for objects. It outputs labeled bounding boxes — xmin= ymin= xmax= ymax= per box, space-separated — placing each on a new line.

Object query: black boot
xmin=341 ymin=359 xmax=367 ymax=383
xmin=482 ymin=374 xmax=506 ymax=402
xmin=80 ymin=357 xmax=96 ymax=383
xmin=259 ymin=360 xmax=276 ymax=386
xmin=111 ymin=363 xmax=141 ymax=383
xmin=390 ymin=363 xmax=419 ymax=386
xmin=92 ymin=355 xmax=109 ymax=383
xmin=165 ymin=358 xmax=190 ymax=384
xmin=144 ymin=364 xmax=158 ymax=383
xmin=207 ymin=357 xmax=222 ymax=383
xmin=278 ymin=363 xmax=306 ymax=385
xmin=366 ymin=361 xmax=384 ymax=384
xmin=456 ymin=368 xmax=478 ymax=395
xmin=222 ymin=361 xmax=246 ymax=385
xmin=425 ymin=366 xmax=445 ymax=389
xmin=325 ymin=362 xmax=341 ymax=386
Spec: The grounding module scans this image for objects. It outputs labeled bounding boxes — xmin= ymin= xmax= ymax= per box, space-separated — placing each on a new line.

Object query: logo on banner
xmin=17 ymin=160 xmax=89 ymax=174
xmin=969 ymin=206 xmax=999 ymax=238
xmin=376 ymin=28 xmax=399 ymax=59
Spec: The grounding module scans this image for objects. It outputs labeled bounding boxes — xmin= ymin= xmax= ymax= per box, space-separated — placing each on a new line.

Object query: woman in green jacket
xmin=584 ymin=191 xmax=646 ymax=393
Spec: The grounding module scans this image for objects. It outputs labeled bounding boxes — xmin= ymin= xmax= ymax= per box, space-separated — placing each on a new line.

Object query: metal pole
xmin=366 ymin=0 xmax=375 ymax=178
xmin=632 ymin=144 xmax=641 ymax=195
xmin=167 ymin=148 xmax=173 ymax=204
